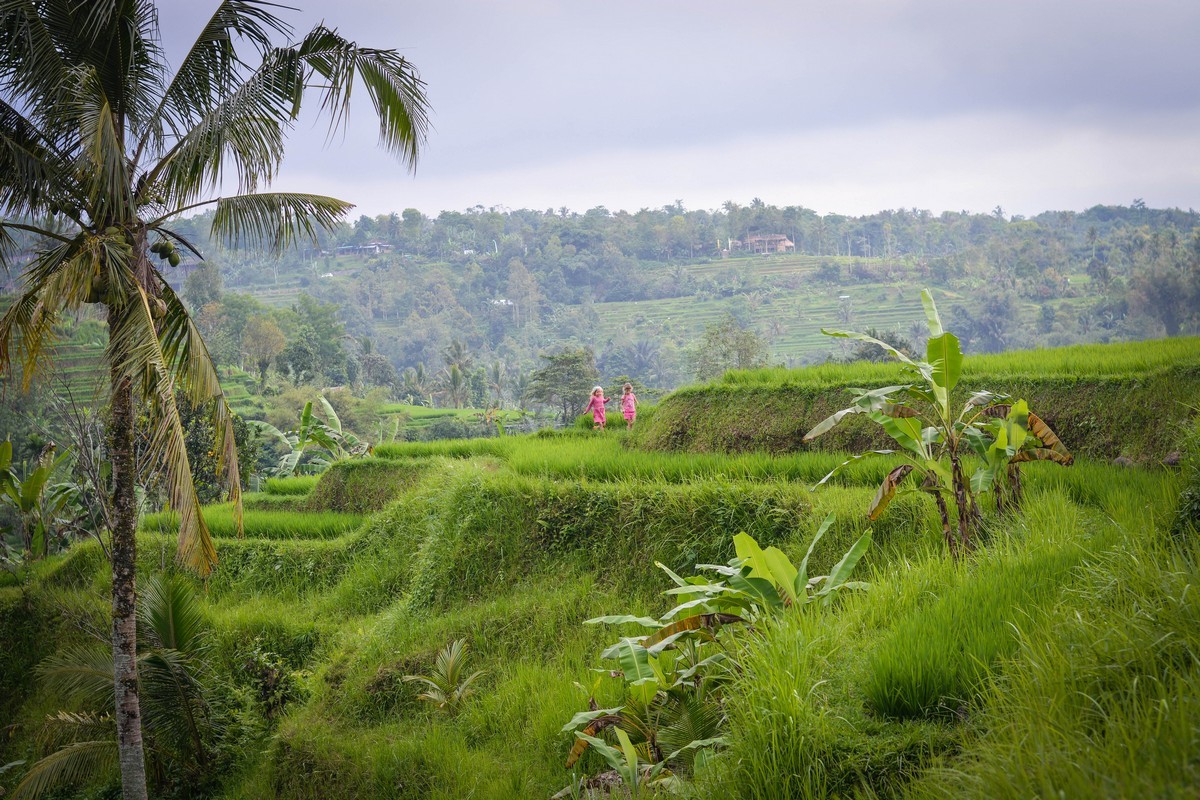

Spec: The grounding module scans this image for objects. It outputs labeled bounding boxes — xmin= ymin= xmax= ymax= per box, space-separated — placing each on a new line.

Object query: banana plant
xmin=804 ymin=289 xmax=1070 ymax=554
xmin=969 ymin=400 xmax=1073 ymax=514
xmin=564 ymin=516 xmax=869 ymax=787
xmin=250 ymin=398 xmax=371 ymax=476
xmin=0 ymin=441 xmax=72 ymax=559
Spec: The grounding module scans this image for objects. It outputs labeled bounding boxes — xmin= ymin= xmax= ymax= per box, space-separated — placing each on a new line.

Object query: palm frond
xmin=138 ymin=650 xmax=212 ymax=767
xmin=0 ymin=230 xmax=105 ymax=388
xmin=35 ymin=646 xmax=115 ymax=711
xmin=63 ymin=0 xmax=165 ymax=142
xmin=8 ymin=739 xmax=118 ymax=800
xmin=0 ymin=99 xmax=69 ymax=219
xmin=211 ymin=192 xmax=353 ymax=251
xmin=297 ymin=26 xmax=429 ymax=168
xmin=139 ymin=573 xmax=208 ymax=653
xmin=0 ymin=285 xmax=56 ymax=390
xmin=142 ymin=52 xmax=293 ymax=205
xmin=143 ymin=0 xmax=290 ymax=154
xmin=0 ymin=1 xmax=73 ymax=127
xmin=657 ymin=695 xmax=724 ymax=769
xmin=107 ymin=280 xmax=217 ymax=574
xmin=36 ymin=711 xmax=115 ymax=753
xmin=69 ymin=66 xmax=136 ymax=222
xmin=157 ymin=280 xmax=242 ymax=521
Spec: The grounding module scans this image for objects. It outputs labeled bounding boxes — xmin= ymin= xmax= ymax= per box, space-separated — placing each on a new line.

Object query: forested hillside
xmin=7 ymin=200 xmax=1193 ymax=414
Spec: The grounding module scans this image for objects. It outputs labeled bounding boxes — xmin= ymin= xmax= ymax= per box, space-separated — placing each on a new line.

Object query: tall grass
xmin=265 ymin=475 xmax=320 ymax=496
xmin=902 ymin=511 xmax=1200 ymax=799
xmin=864 ymin=493 xmax=1095 ymax=719
xmin=721 ymin=336 xmax=1200 ymax=387
xmin=141 ymin=505 xmax=364 ymax=540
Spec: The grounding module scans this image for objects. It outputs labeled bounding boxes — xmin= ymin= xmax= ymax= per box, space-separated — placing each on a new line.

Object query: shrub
xmin=303 ymin=458 xmax=431 ymax=514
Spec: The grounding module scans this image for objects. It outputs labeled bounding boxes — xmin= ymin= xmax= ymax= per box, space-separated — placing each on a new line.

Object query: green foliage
xmin=252 ymin=398 xmax=370 ymax=476
xmin=0 ymin=442 xmax=72 ymax=562
xmin=8 ymin=574 xmax=218 ymax=799
xmin=178 ymin=397 xmax=259 ymax=504
xmin=402 ymin=638 xmax=485 ymax=713
xmin=806 ymin=289 xmax=1072 ymax=552
xmin=564 ymin=519 xmax=869 ymax=793
xmin=527 ymin=348 xmax=600 ymax=425
xmin=690 ymin=313 xmax=771 ymax=381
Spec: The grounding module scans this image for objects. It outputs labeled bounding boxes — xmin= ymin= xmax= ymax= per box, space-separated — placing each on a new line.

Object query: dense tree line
xmin=11 ymin=199 xmax=1198 ymax=419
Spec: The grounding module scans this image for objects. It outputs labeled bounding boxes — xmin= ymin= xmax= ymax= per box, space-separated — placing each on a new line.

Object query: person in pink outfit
xmin=585 ymin=385 xmax=609 ymax=429
xmin=620 ymin=383 xmax=638 ymax=430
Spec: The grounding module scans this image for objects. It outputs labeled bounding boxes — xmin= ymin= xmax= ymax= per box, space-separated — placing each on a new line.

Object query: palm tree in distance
xmin=0 ymin=3 xmax=429 ymax=798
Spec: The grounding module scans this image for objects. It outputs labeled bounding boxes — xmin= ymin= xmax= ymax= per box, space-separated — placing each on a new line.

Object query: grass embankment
xmin=642 ymin=337 xmax=1200 ymax=461
xmin=1 ymin=340 xmax=1196 ymax=799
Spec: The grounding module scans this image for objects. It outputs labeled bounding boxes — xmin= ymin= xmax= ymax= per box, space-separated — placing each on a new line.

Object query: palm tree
xmin=0 ymin=3 xmax=429 ymax=798
xmin=9 ymin=574 xmax=218 ymax=799
xmin=487 ymin=359 xmax=507 ymax=407
xmin=440 ymin=363 xmax=469 ymax=408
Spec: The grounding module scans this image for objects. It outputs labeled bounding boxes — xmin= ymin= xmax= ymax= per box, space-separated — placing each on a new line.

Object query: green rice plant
xmin=707 ymin=594 xmax=957 ymax=800
xmin=140 ymin=505 xmax=363 ymax=541
xmin=723 ymin=335 xmax=1200 ymax=387
xmin=863 ymin=494 xmax=1091 ymax=719
xmin=646 ymin=337 xmax=1200 ymax=462
xmin=264 ymin=476 xmax=319 ymax=496
xmin=302 ymin=458 xmax=433 ymax=514
xmin=373 ymin=437 xmax=512 ymax=460
xmin=242 ymin=493 xmax=307 ymax=511
xmin=903 ymin=502 xmax=1200 ymax=799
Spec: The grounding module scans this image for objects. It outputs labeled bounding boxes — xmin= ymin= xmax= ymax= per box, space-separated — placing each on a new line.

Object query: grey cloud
xmin=156 ymin=1 xmax=1200 ymax=215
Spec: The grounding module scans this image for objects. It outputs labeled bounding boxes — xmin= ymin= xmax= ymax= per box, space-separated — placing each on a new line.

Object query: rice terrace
xmin=3 ymin=1 xmax=1200 ymax=799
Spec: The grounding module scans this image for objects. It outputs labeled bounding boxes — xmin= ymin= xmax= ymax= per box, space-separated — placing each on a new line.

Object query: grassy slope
xmin=641 ymin=337 xmax=1200 ymax=461
xmin=0 ymin=340 xmax=1196 ymax=799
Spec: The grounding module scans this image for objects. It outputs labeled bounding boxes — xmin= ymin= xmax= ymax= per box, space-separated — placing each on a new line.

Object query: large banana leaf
xmin=926 ymin=331 xmax=962 ymax=412
xmin=821 ymin=328 xmax=919 ymax=368
xmin=868 ymin=464 xmax=915 ymax=521
xmin=921 ymin=289 xmax=944 ymax=337
xmin=812 ymin=450 xmax=897 ymax=489
xmin=816 ymin=530 xmax=873 ymax=605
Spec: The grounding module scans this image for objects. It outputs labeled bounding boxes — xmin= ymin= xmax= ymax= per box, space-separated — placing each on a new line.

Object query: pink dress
xmin=622 ymin=392 xmax=637 ymax=420
xmin=586 ymin=395 xmax=608 ymax=424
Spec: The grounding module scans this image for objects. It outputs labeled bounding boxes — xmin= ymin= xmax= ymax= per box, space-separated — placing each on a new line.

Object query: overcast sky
xmin=159 ymin=1 xmax=1200 ymax=219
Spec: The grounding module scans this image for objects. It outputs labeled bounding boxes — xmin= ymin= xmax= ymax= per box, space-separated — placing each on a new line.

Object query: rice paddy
xmin=1 ymin=337 xmax=1196 ymax=799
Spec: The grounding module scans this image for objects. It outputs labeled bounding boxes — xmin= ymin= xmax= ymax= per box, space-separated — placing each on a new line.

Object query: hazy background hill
xmin=3 ymin=198 xmax=1197 ymax=444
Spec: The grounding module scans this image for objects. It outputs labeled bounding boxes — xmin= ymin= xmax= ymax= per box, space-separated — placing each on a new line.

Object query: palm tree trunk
xmin=110 ymin=358 xmax=149 ymax=800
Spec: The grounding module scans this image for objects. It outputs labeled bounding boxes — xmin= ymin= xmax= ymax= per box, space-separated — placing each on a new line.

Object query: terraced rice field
xmin=589 ymin=256 xmax=1091 ymax=362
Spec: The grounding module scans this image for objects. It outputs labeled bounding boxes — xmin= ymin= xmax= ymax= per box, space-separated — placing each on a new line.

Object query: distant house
xmin=334 ymin=241 xmax=394 ymax=256
xmin=742 ymin=234 xmax=795 ymax=254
